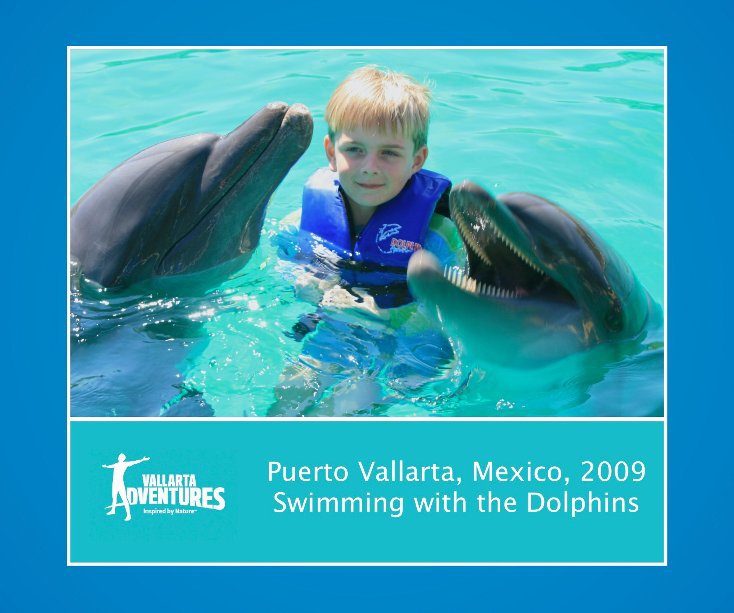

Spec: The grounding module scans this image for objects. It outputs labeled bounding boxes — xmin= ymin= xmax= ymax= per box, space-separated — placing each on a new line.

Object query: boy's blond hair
xmin=325 ymin=66 xmax=432 ymax=151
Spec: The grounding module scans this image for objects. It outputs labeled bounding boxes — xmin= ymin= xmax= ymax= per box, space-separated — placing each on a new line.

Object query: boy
xmin=292 ymin=65 xmax=463 ymax=309
xmin=271 ymin=66 xmax=465 ymax=415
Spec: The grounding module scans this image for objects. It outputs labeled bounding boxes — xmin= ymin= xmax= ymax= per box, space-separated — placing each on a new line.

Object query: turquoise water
xmin=70 ymin=48 xmax=664 ymax=417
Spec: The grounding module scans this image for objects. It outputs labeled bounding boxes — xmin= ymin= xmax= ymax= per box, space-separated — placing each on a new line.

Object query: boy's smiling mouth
xmin=355 ymin=181 xmax=385 ymax=189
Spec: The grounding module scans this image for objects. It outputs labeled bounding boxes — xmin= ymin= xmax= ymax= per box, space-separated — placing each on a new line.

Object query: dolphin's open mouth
xmin=446 ymin=181 xmax=574 ymax=305
xmin=408 ymin=181 xmax=655 ymax=355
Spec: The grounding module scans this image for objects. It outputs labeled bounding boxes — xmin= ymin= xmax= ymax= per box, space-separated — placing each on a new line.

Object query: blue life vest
xmin=301 ymin=166 xmax=450 ymax=266
xmin=299 ymin=167 xmax=451 ymax=308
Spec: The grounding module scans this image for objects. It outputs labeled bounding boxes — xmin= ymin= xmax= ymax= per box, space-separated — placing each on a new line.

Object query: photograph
xmin=69 ymin=47 xmax=664 ymax=418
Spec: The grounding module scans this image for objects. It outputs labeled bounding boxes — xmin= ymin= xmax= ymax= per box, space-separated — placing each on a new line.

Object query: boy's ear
xmin=324 ymin=135 xmax=337 ymax=171
xmin=411 ymin=146 xmax=428 ymax=174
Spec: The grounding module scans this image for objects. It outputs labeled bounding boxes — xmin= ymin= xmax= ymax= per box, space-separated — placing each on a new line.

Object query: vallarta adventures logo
xmin=102 ymin=453 xmax=226 ymax=521
xmin=375 ymin=223 xmax=422 ymax=255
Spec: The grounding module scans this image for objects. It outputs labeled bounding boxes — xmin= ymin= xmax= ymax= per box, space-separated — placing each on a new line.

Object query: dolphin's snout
xmin=286 ymin=103 xmax=311 ymax=117
xmin=265 ymin=101 xmax=290 ymax=112
xmin=452 ymin=180 xmax=498 ymax=212
xmin=282 ymin=103 xmax=314 ymax=143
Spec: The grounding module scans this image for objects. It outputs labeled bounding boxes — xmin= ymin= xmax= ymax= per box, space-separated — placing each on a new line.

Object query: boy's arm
xmin=278 ymin=208 xmax=302 ymax=230
xmin=276 ymin=207 xmax=342 ymax=306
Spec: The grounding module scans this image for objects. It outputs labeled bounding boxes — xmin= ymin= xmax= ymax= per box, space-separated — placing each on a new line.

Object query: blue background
xmin=6 ymin=0 xmax=730 ymax=610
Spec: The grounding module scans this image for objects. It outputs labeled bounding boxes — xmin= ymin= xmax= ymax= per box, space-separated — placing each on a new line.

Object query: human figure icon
xmin=102 ymin=453 xmax=149 ymax=521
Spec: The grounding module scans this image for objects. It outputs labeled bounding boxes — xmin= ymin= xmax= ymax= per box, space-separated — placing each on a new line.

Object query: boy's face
xmin=324 ymin=126 xmax=428 ymax=209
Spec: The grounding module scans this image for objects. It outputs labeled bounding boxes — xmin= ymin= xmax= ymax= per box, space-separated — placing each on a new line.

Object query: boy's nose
xmin=362 ymin=152 xmax=379 ymax=173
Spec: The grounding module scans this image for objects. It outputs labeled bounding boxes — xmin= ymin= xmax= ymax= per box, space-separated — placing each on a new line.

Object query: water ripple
xmin=565 ymin=51 xmax=663 ymax=73
xmin=101 ymin=49 xmax=228 ymax=68
xmin=98 ymin=111 xmax=206 ymax=137
xmin=266 ymin=73 xmax=332 ymax=83
xmin=596 ymin=96 xmax=663 ymax=113
xmin=491 ymin=88 xmax=524 ymax=96
xmin=477 ymin=127 xmax=560 ymax=137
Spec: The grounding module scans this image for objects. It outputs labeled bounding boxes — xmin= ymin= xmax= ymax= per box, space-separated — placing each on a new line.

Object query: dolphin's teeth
xmin=454 ymin=209 xmax=553 ymax=298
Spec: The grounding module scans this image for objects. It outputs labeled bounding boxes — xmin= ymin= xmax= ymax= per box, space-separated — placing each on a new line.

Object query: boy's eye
xmin=381 ymin=150 xmax=400 ymax=157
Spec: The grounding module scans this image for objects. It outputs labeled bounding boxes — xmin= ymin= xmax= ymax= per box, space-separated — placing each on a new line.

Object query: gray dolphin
xmin=71 ymin=102 xmax=313 ymax=290
xmin=407 ymin=181 xmax=662 ymax=369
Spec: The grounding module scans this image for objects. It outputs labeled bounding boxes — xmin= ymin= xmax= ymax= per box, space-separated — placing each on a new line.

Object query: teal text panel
xmin=70 ymin=420 xmax=664 ymax=563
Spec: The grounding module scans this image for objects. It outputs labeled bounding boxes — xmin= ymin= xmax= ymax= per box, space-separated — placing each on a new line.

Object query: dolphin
xmin=71 ymin=102 xmax=313 ymax=290
xmin=407 ymin=181 xmax=662 ymax=370
xmin=70 ymin=102 xmax=312 ymax=417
